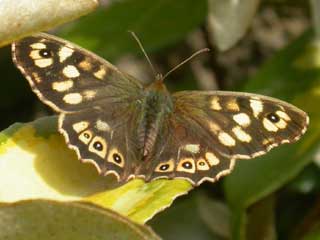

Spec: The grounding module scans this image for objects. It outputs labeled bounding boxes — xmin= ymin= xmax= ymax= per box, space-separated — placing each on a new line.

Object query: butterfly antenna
xmin=129 ymin=31 xmax=158 ymax=78
xmin=162 ymin=48 xmax=210 ymax=80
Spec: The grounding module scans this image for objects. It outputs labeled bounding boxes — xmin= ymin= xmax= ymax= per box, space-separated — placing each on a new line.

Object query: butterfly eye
xmin=39 ymin=49 xmax=53 ymax=58
xmin=266 ymin=112 xmax=280 ymax=123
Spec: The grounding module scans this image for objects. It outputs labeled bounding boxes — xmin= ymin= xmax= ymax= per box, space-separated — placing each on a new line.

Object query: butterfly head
xmin=146 ymin=73 xmax=169 ymax=93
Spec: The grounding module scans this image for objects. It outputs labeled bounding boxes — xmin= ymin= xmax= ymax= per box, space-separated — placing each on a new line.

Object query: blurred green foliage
xmin=1 ymin=0 xmax=320 ymax=239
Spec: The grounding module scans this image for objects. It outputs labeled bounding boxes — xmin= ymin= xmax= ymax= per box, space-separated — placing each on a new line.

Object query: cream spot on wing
xmin=210 ymin=96 xmax=222 ymax=111
xmin=176 ymin=158 xmax=196 ymax=173
xmin=196 ymin=158 xmax=210 ymax=171
xmin=79 ymin=130 xmax=93 ymax=144
xmin=276 ymin=110 xmax=291 ymax=121
xmin=62 ymin=65 xmax=80 ymax=78
xmin=78 ymin=60 xmax=92 ymax=71
xmin=233 ymin=113 xmax=251 ymax=127
xmin=52 ymin=80 xmax=74 ymax=92
xmin=155 ymin=159 xmax=175 ymax=172
xmin=94 ymin=66 xmax=107 ymax=80
xmin=263 ymin=118 xmax=278 ymax=132
xmin=262 ymin=138 xmax=274 ymax=145
xmin=108 ymin=148 xmax=124 ymax=167
xmin=72 ymin=121 xmax=89 ymax=133
xmin=29 ymin=50 xmax=41 ymax=59
xmin=95 ymin=119 xmax=111 ymax=132
xmin=59 ymin=46 xmax=74 ymax=62
xmin=35 ymin=58 xmax=53 ymax=68
xmin=250 ymin=99 xmax=263 ymax=118
xmin=226 ymin=98 xmax=240 ymax=111
xmin=89 ymin=136 xmax=108 ymax=159
xmin=209 ymin=121 xmax=221 ymax=134
xmin=32 ymin=72 xmax=41 ymax=83
xmin=83 ymin=90 xmax=96 ymax=100
xmin=183 ymin=144 xmax=200 ymax=154
xmin=30 ymin=43 xmax=46 ymax=49
xmin=275 ymin=119 xmax=287 ymax=129
xmin=218 ymin=132 xmax=236 ymax=146
xmin=232 ymin=126 xmax=252 ymax=142
xmin=63 ymin=93 xmax=83 ymax=104
xmin=205 ymin=152 xmax=220 ymax=166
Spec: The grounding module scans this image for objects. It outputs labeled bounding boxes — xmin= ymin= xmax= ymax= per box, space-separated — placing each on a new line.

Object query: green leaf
xmin=197 ymin=193 xmax=231 ymax=239
xmin=303 ymin=228 xmax=320 ymax=240
xmin=0 ymin=0 xmax=98 ymax=47
xmin=59 ymin=0 xmax=207 ymax=60
xmin=224 ymin=31 xmax=320 ymax=239
xmin=86 ymin=178 xmax=192 ymax=224
xmin=0 ymin=200 xmax=161 ymax=240
xmin=150 ymin=193 xmax=220 ymax=240
xmin=0 ymin=117 xmax=192 ymax=223
xmin=246 ymin=195 xmax=276 ymax=240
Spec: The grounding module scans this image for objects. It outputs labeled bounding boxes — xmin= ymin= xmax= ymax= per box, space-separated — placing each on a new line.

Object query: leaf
xmin=0 ymin=200 xmax=161 ymax=240
xmin=0 ymin=116 xmax=192 ymax=223
xmin=207 ymin=0 xmax=260 ymax=51
xmin=310 ymin=0 xmax=320 ymax=40
xmin=303 ymin=228 xmax=320 ymax=240
xmin=224 ymin=31 xmax=320 ymax=239
xmin=86 ymin=178 xmax=192 ymax=224
xmin=150 ymin=193 xmax=219 ymax=240
xmin=0 ymin=0 xmax=98 ymax=47
xmin=58 ymin=0 xmax=207 ymax=59
xmin=0 ymin=117 xmax=112 ymax=203
xmin=246 ymin=195 xmax=276 ymax=240
xmin=197 ymin=193 xmax=231 ymax=239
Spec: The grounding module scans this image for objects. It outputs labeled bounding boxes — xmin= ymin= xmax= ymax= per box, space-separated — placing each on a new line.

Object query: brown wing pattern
xmin=59 ymin=105 xmax=143 ymax=181
xmin=12 ymin=33 xmax=145 ymax=181
xmin=12 ymin=33 xmax=143 ymax=113
xmin=136 ymin=91 xmax=308 ymax=185
xmin=12 ymin=33 xmax=309 ymax=186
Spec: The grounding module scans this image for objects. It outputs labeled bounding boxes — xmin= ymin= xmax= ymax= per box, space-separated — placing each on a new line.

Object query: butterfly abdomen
xmin=137 ymin=88 xmax=173 ymax=159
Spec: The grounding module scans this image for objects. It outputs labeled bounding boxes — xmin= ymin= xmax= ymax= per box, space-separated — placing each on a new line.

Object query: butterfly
xmin=12 ymin=32 xmax=309 ymax=186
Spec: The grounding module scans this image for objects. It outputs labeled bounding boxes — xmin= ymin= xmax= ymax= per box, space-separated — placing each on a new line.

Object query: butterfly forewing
xmin=173 ymin=91 xmax=308 ymax=159
xmin=12 ymin=33 xmax=143 ymax=112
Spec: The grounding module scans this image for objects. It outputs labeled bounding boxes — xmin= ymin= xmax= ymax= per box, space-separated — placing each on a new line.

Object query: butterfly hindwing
xmin=136 ymin=91 xmax=308 ymax=185
xmin=12 ymin=33 xmax=143 ymax=112
xmin=136 ymin=116 xmax=235 ymax=185
xmin=59 ymin=106 xmax=143 ymax=181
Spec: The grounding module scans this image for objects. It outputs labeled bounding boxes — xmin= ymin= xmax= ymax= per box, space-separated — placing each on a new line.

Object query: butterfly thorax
xmin=138 ymin=79 xmax=173 ymax=159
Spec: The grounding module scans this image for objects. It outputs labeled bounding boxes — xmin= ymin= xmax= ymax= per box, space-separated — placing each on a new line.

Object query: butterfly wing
xmin=59 ymin=105 xmax=143 ymax=181
xmin=137 ymin=91 xmax=308 ymax=185
xmin=12 ymin=33 xmax=309 ymax=185
xmin=12 ymin=33 xmax=143 ymax=112
xmin=12 ymin=33 xmax=145 ymax=180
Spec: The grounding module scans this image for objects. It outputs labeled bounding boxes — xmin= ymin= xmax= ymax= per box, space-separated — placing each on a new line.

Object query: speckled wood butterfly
xmin=12 ymin=33 xmax=309 ymax=185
